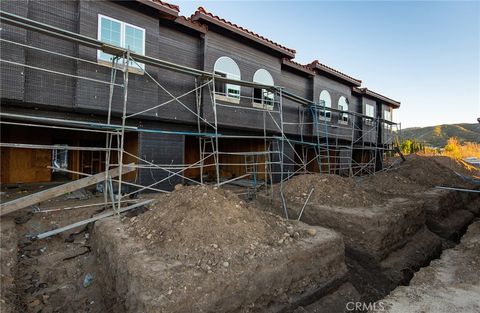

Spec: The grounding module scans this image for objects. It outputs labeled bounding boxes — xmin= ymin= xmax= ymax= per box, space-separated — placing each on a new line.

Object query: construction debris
xmin=0 ymin=164 xmax=135 ymax=216
xmin=35 ymin=199 xmax=153 ymax=240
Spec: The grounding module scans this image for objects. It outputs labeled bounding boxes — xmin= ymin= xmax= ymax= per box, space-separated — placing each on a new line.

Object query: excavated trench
xmin=1 ymin=183 xmax=479 ymax=313
xmin=256 ymin=187 xmax=480 ymax=310
xmin=349 ymin=191 xmax=479 ymax=304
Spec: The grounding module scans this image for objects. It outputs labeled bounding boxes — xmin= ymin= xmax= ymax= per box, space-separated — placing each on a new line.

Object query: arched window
xmin=338 ymin=96 xmax=349 ymax=124
xmin=319 ymin=90 xmax=332 ymax=120
xmin=253 ymin=69 xmax=274 ymax=107
xmin=214 ymin=56 xmax=241 ymax=99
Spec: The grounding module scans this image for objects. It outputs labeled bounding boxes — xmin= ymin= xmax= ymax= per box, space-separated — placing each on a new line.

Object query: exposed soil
xmin=1 ymin=191 xmax=113 ymax=313
xmin=2 ymin=154 xmax=478 ymax=312
xmin=293 ymin=282 xmax=361 ymax=313
xmin=357 ymin=171 xmax=427 ymax=196
xmin=359 ymin=155 xmax=479 ymax=196
xmin=280 ymin=155 xmax=478 ymax=208
xmin=433 ymin=156 xmax=480 ymax=178
xmin=260 ymin=154 xmax=480 ymax=305
xmin=125 ymin=185 xmax=310 ymax=273
xmin=0 ymin=217 xmax=17 ymax=313
xmin=280 ymin=174 xmax=384 ymax=208
xmin=373 ymin=220 xmax=480 ymax=313
xmin=94 ymin=186 xmax=347 ymax=312
xmin=384 ymin=154 xmax=478 ymax=188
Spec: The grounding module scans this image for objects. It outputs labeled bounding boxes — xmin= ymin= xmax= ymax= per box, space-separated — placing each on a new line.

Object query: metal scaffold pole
xmin=115 ymin=50 xmax=130 ymax=213
xmin=195 ymin=78 xmax=204 ymax=185
xmin=104 ymin=56 xmax=119 ymax=210
xmin=278 ymin=88 xmax=288 ymax=219
xmin=211 ymin=74 xmax=221 ymax=187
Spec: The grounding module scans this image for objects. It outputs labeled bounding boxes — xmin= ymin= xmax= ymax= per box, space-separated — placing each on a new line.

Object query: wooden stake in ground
xmin=0 ymin=164 xmax=135 ymax=216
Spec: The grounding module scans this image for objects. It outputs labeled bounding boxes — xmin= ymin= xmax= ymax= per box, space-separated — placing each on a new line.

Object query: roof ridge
xmin=191 ymin=6 xmax=296 ymax=54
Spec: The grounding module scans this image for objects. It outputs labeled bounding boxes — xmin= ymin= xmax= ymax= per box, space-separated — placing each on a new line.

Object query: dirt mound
xmin=125 ymin=185 xmax=306 ymax=270
xmin=281 ymin=174 xmax=383 ymax=207
xmin=389 ymin=155 xmax=475 ymax=188
xmin=358 ymin=171 xmax=427 ymax=195
xmin=433 ymin=156 xmax=480 ymax=178
xmin=278 ymin=155 xmax=477 ymax=206
xmin=358 ymin=155 xmax=478 ymax=196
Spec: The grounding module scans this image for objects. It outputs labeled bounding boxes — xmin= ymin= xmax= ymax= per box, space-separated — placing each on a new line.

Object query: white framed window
xmin=384 ymin=108 xmax=392 ymax=128
xmin=97 ymin=14 xmax=145 ymax=70
xmin=384 ymin=109 xmax=392 ymax=122
xmin=253 ymin=69 xmax=274 ymax=109
xmin=319 ymin=90 xmax=332 ymax=120
xmin=365 ymin=103 xmax=375 ymax=125
xmin=338 ymin=96 xmax=349 ymax=124
xmin=214 ymin=56 xmax=241 ymax=102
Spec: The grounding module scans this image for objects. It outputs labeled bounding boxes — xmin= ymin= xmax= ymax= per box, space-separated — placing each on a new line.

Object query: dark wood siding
xmin=0 ymin=0 xmax=398 ymax=178
xmin=138 ymin=132 xmax=184 ymax=191
xmin=201 ymin=30 xmax=284 ymax=133
xmin=280 ymin=68 xmax=313 ymax=136
xmin=0 ymin=0 xmax=28 ymax=102
xmin=25 ymin=0 xmax=78 ymax=110
xmin=156 ymin=21 xmax=202 ymax=124
xmin=76 ymin=0 xmax=159 ymax=118
xmin=313 ymin=74 xmax=356 ymax=139
xmin=350 ymin=94 xmax=363 ymax=142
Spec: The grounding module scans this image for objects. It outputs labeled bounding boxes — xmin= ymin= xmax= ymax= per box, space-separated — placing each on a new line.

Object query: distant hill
xmin=401 ymin=123 xmax=480 ymax=147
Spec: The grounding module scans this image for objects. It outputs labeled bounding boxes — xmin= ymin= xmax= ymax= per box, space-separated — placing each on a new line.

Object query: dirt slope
xmin=372 ymin=220 xmax=480 ymax=313
xmin=126 ymin=185 xmax=309 ymax=268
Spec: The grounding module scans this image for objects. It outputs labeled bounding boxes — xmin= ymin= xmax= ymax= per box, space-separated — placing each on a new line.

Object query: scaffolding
xmin=0 ymin=10 xmax=401 ymax=220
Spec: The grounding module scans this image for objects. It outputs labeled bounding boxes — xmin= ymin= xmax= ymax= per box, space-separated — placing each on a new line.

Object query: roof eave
xmin=174 ymin=16 xmax=207 ymax=34
xmin=191 ymin=13 xmax=296 ymax=59
xmin=352 ymin=87 xmax=401 ymax=108
xmin=281 ymin=59 xmax=315 ymax=76
xmin=135 ymin=0 xmax=179 ymax=19
xmin=313 ymin=64 xmax=361 ymax=87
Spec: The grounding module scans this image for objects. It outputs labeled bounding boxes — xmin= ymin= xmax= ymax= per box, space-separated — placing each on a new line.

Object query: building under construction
xmin=4 ymin=3 xmax=480 ymax=313
xmin=0 ymin=0 xmax=401 ymax=203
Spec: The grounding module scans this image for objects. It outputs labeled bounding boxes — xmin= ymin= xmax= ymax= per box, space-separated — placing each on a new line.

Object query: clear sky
xmin=176 ymin=0 xmax=480 ymax=128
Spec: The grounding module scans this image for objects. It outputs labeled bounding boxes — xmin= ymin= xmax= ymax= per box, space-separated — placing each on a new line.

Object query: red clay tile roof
xmin=175 ymin=15 xmax=207 ymax=33
xmin=150 ymin=0 xmax=180 ymax=12
xmin=307 ymin=60 xmax=361 ymax=86
xmin=136 ymin=0 xmax=179 ymax=17
xmin=282 ymin=58 xmax=315 ymax=75
xmin=190 ymin=7 xmax=296 ymax=58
